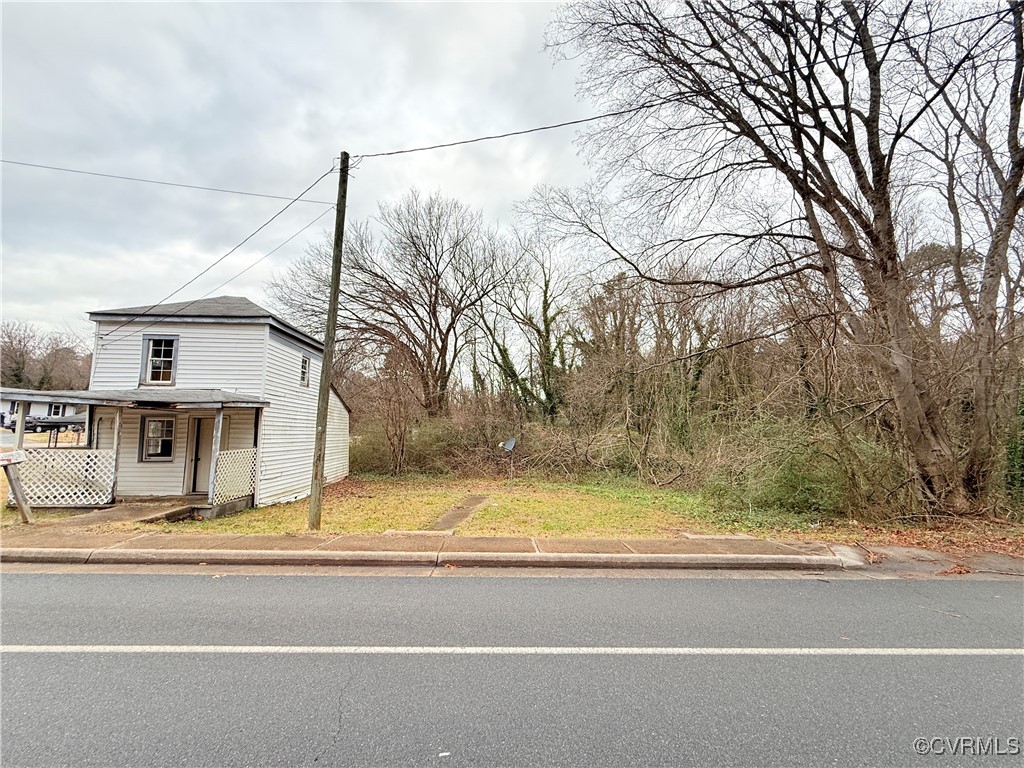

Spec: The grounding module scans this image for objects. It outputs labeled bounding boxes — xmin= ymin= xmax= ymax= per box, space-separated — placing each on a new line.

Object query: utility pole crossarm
xmin=309 ymin=151 xmax=349 ymax=530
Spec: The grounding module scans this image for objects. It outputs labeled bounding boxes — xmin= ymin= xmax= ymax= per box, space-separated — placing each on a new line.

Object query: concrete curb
xmin=1 ymin=547 xmax=93 ymax=564
xmin=437 ymin=551 xmax=849 ymax=570
xmin=1 ymin=546 xmax=852 ymax=570
xmin=86 ymin=548 xmax=438 ymax=567
xmin=828 ymin=544 xmax=870 ymax=570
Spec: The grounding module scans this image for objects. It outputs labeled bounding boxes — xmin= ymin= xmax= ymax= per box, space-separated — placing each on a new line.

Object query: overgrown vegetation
xmin=269 ymin=2 xmax=1022 ymax=526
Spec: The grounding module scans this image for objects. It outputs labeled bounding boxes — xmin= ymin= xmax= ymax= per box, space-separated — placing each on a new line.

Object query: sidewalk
xmin=0 ymin=524 xmax=858 ymax=570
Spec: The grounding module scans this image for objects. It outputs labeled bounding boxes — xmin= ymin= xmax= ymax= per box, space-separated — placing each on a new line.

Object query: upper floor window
xmin=142 ymin=336 xmax=178 ymax=385
xmin=47 ymin=404 xmax=65 ymax=417
xmin=300 ymin=356 xmax=310 ymax=387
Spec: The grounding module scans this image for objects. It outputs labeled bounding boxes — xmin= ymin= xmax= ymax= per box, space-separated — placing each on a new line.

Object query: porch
xmin=1 ymin=388 xmax=268 ymax=511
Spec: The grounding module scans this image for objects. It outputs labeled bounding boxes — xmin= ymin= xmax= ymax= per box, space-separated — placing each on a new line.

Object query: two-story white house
xmin=2 ymin=296 xmax=349 ymax=510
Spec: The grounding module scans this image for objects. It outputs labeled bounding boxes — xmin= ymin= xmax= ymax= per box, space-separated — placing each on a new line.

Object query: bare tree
xmin=1 ymin=321 xmax=39 ymax=389
xmin=547 ymin=0 xmax=1024 ymax=511
xmin=480 ymin=236 xmax=575 ymax=424
xmin=269 ymin=190 xmax=513 ymax=416
xmin=1 ymin=321 xmax=91 ymax=390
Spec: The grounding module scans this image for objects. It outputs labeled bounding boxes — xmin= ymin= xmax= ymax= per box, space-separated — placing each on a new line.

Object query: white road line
xmin=1 ymin=645 xmax=1021 ymax=656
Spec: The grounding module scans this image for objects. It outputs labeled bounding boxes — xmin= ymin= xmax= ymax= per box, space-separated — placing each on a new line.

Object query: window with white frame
xmin=47 ymin=404 xmax=65 ymax=417
xmin=141 ymin=417 xmax=175 ymax=461
xmin=300 ymin=356 xmax=310 ymax=387
xmin=142 ymin=336 xmax=177 ymax=384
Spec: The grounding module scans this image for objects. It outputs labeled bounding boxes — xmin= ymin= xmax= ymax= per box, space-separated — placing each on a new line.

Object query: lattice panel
xmin=9 ymin=449 xmax=116 ymax=507
xmin=213 ymin=448 xmax=257 ymax=505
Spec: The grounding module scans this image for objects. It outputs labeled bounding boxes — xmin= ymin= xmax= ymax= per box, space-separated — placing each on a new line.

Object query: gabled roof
xmin=89 ymin=296 xmax=322 ymax=352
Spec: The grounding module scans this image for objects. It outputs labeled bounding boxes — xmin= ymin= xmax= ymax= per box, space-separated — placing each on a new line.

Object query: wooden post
xmin=111 ymin=407 xmax=122 ymax=502
xmin=13 ymin=401 xmax=26 ymax=450
xmin=309 ymin=151 xmax=350 ymax=531
xmin=209 ymin=409 xmax=224 ymax=505
xmin=252 ymin=407 xmax=263 ymax=503
xmin=2 ymin=453 xmax=33 ymax=524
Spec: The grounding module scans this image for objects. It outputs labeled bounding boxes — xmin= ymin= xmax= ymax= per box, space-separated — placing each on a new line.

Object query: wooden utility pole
xmin=308 ymin=151 xmax=350 ymax=530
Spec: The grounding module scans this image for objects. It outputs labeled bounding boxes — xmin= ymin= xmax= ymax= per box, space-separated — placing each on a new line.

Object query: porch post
xmin=111 ymin=407 xmax=123 ymax=502
xmin=13 ymin=401 xmax=26 ymax=450
xmin=208 ymin=409 xmax=224 ymax=505
xmin=85 ymin=405 xmax=94 ymax=449
xmin=252 ymin=406 xmax=263 ymax=504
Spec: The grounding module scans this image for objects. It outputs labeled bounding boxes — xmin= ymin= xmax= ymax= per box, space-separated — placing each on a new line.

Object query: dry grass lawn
xmin=2 ymin=466 xmax=1022 ymax=557
xmin=131 ymin=475 xmax=705 ymax=538
xmin=143 ymin=475 xmax=489 ymax=535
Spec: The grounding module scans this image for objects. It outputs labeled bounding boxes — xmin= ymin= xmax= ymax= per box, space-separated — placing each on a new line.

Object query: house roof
xmin=89 ymin=296 xmax=322 ymax=352
xmin=0 ymin=388 xmax=269 ymax=409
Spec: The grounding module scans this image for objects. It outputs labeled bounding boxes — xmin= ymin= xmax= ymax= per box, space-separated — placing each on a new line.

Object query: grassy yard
xmin=147 ymin=475 xmax=486 ymax=535
xmin=126 ymin=474 xmax=710 ymax=538
xmin=3 ymin=468 xmax=1022 ymax=556
xmin=132 ymin=474 xmax=1024 ymax=555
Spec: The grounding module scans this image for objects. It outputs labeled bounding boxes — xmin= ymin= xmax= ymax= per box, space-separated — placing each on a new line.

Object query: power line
xmin=204 ymin=206 xmax=335 ymax=296
xmin=0 ymin=159 xmax=336 ymax=205
xmin=353 ymin=101 xmax=673 ymax=159
xmin=100 ymin=167 xmax=336 ymax=341
xmin=354 ymin=8 xmax=1013 ymax=160
xmin=99 ymin=205 xmax=336 ymax=345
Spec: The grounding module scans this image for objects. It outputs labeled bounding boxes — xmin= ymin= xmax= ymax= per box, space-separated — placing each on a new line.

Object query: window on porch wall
xmin=141 ymin=417 xmax=175 ymax=461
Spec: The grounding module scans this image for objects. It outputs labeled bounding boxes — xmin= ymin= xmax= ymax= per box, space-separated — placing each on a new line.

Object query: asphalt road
xmin=2 ymin=571 xmax=1022 ymax=767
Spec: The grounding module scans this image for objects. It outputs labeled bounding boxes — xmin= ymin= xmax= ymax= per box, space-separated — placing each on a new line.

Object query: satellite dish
xmin=501 ymin=437 xmax=516 ymax=453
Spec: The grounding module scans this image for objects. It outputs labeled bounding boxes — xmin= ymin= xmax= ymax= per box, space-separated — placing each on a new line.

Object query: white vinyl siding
xmin=326 ymin=391 xmax=350 ymax=482
xmin=257 ymin=330 xmax=348 ymax=504
xmin=115 ymin=411 xmax=188 ymax=496
xmin=91 ymin=321 xmax=267 ymax=394
xmin=93 ymin=407 xmax=117 ymax=451
xmin=221 ymin=410 xmax=257 ymax=451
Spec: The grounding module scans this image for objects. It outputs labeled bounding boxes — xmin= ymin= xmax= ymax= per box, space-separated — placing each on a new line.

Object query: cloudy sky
xmin=1 ymin=2 xmax=593 ymax=338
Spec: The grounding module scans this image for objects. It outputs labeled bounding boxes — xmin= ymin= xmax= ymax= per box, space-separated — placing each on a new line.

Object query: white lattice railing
xmin=212 ymin=448 xmax=257 ymax=505
xmin=8 ymin=449 xmax=116 ymax=507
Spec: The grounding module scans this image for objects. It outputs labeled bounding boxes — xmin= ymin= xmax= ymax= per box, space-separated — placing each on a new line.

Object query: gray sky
xmin=1 ymin=1 xmax=591 ymax=338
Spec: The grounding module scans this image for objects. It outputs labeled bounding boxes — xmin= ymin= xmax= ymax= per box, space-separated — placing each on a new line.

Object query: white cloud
xmin=1 ymin=2 xmax=592 ymax=331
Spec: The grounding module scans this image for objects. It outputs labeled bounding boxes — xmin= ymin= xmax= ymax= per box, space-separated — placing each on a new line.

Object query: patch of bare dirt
xmin=321 ymin=477 xmax=374 ymax=501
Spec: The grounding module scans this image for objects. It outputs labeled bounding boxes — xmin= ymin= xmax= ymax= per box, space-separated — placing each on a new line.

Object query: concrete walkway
xmin=52 ymin=501 xmax=195 ymax=527
xmin=0 ymin=525 xmax=857 ymax=569
xmin=429 ymin=494 xmax=490 ymax=530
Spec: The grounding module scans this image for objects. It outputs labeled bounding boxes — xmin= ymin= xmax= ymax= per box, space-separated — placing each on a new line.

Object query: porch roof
xmin=0 ymin=388 xmax=268 ymax=409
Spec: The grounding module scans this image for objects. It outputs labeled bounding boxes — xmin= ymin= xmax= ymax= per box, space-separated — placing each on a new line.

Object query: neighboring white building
xmin=2 ymin=296 xmax=349 ymax=509
xmin=0 ymin=398 xmax=78 ymax=425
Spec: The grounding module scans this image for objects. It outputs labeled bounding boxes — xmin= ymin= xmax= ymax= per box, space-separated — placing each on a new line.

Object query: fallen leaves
xmin=939 ymin=563 xmax=974 ymax=576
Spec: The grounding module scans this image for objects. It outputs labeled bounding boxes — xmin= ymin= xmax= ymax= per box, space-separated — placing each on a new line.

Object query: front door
xmin=191 ymin=418 xmax=214 ymax=494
